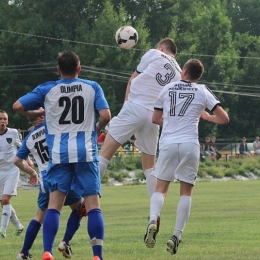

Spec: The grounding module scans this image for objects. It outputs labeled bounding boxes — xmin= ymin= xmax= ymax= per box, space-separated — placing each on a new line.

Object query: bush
xmin=206 ymin=166 xmax=224 ymax=178
xmin=102 ymin=152 xmax=260 ymax=184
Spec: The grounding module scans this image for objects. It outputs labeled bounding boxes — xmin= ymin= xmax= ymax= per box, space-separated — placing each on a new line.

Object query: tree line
xmin=0 ymin=0 xmax=259 ymax=139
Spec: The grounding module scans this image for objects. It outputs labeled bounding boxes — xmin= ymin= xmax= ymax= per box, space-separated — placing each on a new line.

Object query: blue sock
xmin=21 ymin=219 xmax=41 ymax=256
xmin=63 ymin=210 xmax=81 ymax=244
xmin=43 ymin=209 xmax=60 ymax=253
xmin=88 ymin=208 xmax=104 ymax=260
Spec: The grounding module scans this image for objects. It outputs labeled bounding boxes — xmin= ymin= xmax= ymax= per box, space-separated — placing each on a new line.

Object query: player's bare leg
xmin=99 ymin=133 xmax=122 ymax=178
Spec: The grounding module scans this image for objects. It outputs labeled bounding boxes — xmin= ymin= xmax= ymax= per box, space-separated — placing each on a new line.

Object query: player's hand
xmin=28 ymin=172 xmax=39 ymax=185
xmin=37 ymin=107 xmax=45 ymax=116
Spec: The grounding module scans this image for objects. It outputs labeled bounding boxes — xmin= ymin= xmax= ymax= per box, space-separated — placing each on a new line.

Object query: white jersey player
xmin=144 ymin=59 xmax=229 ymax=255
xmin=0 ymin=109 xmax=24 ymax=238
xmin=99 ymin=38 xmax=182 ymax=206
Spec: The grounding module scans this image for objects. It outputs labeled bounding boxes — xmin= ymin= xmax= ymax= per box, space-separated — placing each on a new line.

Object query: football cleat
xmin=42 ymin=251 xmax=54 ymax=260
xmin=144 ymin=220 xmax=157 ymax=248
xmin=14 ymin=225 xmax=24 ymax=236
xmin=58 ymin=240 xmax=72 ymax=258
xmin=148 ymin=215 xmax=160 ymax=234
xmin=92 ymin=256 xmax=101 ymax=260
xmin=166 ymin=235 xmax=179 ymax=255
xmin=77 ymin=201 xmax=87 ymax=218
xmin=156 ymin=216 xmax=160 ymax=234
xmin=16 ymin=252 xmax=33 ymax=259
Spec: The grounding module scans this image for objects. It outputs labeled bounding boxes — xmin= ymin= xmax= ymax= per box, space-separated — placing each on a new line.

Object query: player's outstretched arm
xmin=201 ymin=106 xmax=229 ymax=124
xmin=14 ymin=156 xmax=38 ymax=185
xmin=124 ymin=71 xmax=139 ymax=102
xmin=13 ymin=101 xmax=44 ymax=117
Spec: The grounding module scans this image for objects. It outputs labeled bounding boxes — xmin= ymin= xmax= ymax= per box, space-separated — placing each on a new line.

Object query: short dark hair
xmin=183 ymin=59 xmax=204 ymax=80
xmin=0 ymin=109 xmax=7 ymax=114
xmin=157 ymin=38 xmax=177 ymax=55
xmin=58 ymin=51 xmax=80 ymax=76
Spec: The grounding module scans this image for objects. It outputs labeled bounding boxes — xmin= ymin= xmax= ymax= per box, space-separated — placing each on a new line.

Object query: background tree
xmin=0 ymin=0 xmax=259 ymax=140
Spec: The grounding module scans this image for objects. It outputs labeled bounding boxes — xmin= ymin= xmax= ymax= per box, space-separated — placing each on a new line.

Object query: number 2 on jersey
xmin=59 ymin=96 xmax=84 ymax=124
xmin=169 ymin=91 xmax=194 ymax=116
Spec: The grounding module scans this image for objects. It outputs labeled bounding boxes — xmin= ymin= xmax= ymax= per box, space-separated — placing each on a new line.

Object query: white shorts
xmin=106 ymin=101 xmax=159 ymax=155
xmin=152 ymin=143 xmax=200 ymax=185
xmin=0 ymin=165 xmax=20 ymax=200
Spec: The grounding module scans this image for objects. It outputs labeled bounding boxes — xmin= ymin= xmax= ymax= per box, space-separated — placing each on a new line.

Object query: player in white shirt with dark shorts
xmin=0 ymin=109 xmax=24 ymax=239
xmin=99 ymin=38 xmax=182 ymax=209
xmin=144 ymin=59 xmax=229 ymax=255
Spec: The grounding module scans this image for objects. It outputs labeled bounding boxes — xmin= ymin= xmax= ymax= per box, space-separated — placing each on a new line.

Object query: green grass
xmin=1 ymin=181 xmax=260 ymax=259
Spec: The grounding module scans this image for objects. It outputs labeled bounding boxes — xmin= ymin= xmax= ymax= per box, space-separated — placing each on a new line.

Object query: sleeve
xmin=18 ymin=82 xmax=54 ymax=111
xmin=14 ymin=129 xmax=22 ymax=147
xmin=154 ymin=87 xmax=166 ymax=110
xmin=136 ymin=49 xmax=158 ymax=73
xmin=204 ymin=85 xmax=221 ymax=112
xmin=16 ymin=136 xmax=30 ymax=160
xmin=94 ymin=82 xmax=110 ymax=111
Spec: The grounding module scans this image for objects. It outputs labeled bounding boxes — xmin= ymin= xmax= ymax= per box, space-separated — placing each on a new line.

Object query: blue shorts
xmin=37 ymin=175 xmax=82 ymax=211
xmin=46 ymin=161 xmax=101 ymax=197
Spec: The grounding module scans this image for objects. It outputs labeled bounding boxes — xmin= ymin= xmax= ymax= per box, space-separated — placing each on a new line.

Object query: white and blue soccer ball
xmin=115 ymin=26 xmax=138 ymax=49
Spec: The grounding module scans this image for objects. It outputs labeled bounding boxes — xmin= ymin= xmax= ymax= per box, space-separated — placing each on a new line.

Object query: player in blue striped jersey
xmin=14 ymin=114 xmax=85 ymax=260
xmin=13 ymin=51 xmax=111 ymax=260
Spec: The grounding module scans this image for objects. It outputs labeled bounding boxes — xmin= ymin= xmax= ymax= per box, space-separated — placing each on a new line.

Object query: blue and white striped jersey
xmin=16 ymin=123 xmax=48 ymax=173
xmin=16 ymin=123 xmax=48 ymax=188
xmin=18 ymin=78 xmax=109 ymax=164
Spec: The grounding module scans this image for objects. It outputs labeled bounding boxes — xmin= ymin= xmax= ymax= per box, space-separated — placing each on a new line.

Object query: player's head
xmin=57 ymin=51 xmax=81 ymax=77
xmin=157 ymin=38 xmax=177 ymax=56
xmin=0 ymin=109 xmax=8 ymax=131
xmin=182 ymin=59 xmax=204 ymax=81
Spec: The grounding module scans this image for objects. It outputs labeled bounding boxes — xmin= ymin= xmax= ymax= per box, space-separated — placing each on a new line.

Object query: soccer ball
xmin=115 ymin=26 xmax=138 ymax=49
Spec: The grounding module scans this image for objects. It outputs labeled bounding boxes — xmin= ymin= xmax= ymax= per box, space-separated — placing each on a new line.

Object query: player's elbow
xmin=13 ymin=101 xmax=22 ymax=112
xmin=221 ymin=116 xmax=230 ymax=124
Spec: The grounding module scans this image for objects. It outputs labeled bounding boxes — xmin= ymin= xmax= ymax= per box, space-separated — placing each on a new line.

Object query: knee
xmin=1 ymin=197 xmax=11 ymax=205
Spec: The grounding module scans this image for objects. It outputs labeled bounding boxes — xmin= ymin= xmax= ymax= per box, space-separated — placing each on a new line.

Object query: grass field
xmin=1 ymin=180 xmax=260 ymax=260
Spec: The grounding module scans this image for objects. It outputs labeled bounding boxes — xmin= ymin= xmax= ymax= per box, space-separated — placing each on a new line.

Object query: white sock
xmin=9 ymin=205 xmax=22 ymax=229
xmin=99 ymin=156 xmax=110 ymax=178
xmin=174 ymin=195 xmax=191 ymax=240
xmin=150 ymin=192 xmax=165 ymax=222
xmin=144 ymin=168 xmax=157 ymax=199
xmin=0 ymin=204 xmax=11 ymax=233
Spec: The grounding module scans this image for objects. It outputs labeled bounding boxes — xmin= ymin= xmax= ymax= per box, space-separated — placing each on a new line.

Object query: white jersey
xmin=128 ymin=49 xmax=182 ymax=111
xmin=154 ymin=80 xmax=221 ymax=149
xmin=0 ymin=128 xmax=21 ymax=169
